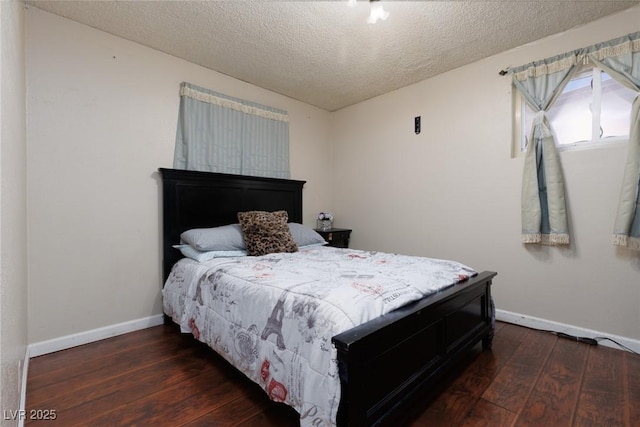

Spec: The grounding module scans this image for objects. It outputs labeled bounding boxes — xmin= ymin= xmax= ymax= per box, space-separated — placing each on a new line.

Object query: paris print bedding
xmin=162 ymin=246 xmax=476 ymax=427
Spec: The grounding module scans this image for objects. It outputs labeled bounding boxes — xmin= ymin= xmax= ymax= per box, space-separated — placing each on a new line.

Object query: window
xmin=515 ymin=66 xmax=636 ymax=153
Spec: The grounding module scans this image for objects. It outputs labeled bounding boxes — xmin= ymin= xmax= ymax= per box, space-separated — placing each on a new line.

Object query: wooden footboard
xmin=332 ymin=271 xmax=496 ymax=427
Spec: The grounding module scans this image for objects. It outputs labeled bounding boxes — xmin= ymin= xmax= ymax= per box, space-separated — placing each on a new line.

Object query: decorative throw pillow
xmin=238 ymin=210 xmax=298 ymax=256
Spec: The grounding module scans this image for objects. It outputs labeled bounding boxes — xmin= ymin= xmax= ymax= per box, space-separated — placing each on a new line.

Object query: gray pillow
xmin=288 ymin=222 xmax=327 ymax=247
xmin=180 ymin=224 xmax=246 ymax=252
xmin=173 ymin=245 xmax=247 ymax=262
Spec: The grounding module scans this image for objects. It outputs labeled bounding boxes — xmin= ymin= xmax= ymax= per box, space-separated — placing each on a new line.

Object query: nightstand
xmin=315 ymin=228 xmax=352 ymax=248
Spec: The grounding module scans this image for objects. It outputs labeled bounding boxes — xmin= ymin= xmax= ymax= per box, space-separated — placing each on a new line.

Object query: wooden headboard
xmin=158 ymin=168 xmax=306 ymax=281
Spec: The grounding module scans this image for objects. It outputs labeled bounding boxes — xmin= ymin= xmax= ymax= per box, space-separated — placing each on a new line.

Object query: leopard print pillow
xmin=238 ymin=210 xmax=298 ymax=256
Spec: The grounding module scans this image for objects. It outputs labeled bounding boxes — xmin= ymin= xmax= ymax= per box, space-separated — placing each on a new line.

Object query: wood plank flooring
xmin=25 ymin=321 xmax=640 ymax=426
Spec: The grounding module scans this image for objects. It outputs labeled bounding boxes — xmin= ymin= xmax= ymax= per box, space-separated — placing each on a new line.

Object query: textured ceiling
xmin=27 ymin=0 xmax=640 ymax=111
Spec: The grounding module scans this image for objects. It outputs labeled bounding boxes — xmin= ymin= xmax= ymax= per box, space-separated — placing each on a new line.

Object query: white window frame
xmin=512 ymin=65 xmax=631 ymax=157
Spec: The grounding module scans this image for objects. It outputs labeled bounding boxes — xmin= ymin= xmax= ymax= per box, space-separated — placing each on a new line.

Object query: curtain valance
xmin=506 ymin=32 xmax=640 ymax=80
xmin=179 ymin=84 xmax=289 ymax=123
xmin=510 ymin=51 xmax=581 ymax=82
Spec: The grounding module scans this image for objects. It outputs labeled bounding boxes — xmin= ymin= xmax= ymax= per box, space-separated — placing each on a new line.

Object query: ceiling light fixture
xmin=367 ymin=0 xmax=389 ymax=24
xmin=347 ymin=0 xmax=357 ymax=8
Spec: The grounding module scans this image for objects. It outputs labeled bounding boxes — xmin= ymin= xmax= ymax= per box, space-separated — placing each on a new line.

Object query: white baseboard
xmin=24 ymin=310 xmax=639 ymax=358
xmin=496 ymin=309 xmax=640 ymax=354
xmin=28 ymin=314 xmax=165 ymax=358
xmin=17 ymin=346 xmax=30 ymax=427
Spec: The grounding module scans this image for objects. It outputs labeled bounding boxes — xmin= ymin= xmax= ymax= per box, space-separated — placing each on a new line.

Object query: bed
xmin=159 ymin=167 xmax=497 ymax=427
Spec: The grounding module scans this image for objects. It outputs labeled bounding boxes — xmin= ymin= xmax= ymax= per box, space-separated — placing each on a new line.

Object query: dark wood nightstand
xmin=315 ymin=228 xmax=352 ymax=248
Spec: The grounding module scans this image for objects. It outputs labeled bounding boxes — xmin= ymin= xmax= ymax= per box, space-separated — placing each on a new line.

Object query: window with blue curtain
xmin=174 ymin=82 xmax=290 ymax=179
xmin=506 ymin=31 xmax=640 ymax=250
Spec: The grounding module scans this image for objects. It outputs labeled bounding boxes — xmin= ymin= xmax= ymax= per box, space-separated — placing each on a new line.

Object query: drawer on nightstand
xmin=315 ymin=228 xmax=352 ymax=248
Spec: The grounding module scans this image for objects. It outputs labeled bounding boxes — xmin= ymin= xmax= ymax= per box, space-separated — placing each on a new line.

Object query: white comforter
xmin=163 ymin=246 xmax=476 ymax=426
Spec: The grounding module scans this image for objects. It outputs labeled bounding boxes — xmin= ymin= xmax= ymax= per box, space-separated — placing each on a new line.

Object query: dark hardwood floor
xmin=26 ymin=321 xmax=640 ymax=426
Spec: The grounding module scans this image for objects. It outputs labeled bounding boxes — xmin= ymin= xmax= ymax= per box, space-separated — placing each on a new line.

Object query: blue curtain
xmin=508 ymin=31 xmax=640 ymax=249
xmin=174 ymin=82 xmax=290 ymax=179
xmin=509 ymin=53 xmax=578 ymax=245
xmin=587 ymin=32 xmax=640 ymax=250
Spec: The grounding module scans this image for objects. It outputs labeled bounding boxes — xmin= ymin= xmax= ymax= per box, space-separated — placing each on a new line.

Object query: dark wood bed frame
xmin=159 ymin=167 xmax=497 ymax=427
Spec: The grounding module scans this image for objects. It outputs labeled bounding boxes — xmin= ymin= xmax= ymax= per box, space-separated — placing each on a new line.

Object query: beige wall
xmin=25 ymin=8 xmax=333 ymax=343
xmin=331 ymin=6 xmax=640 ymax=340
xmin=1 ymin=1 xmax=28 ymax=424
xmin=25 ymin=4 xmax=640 ymax=346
